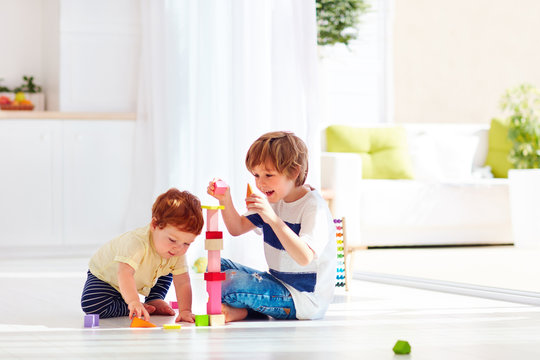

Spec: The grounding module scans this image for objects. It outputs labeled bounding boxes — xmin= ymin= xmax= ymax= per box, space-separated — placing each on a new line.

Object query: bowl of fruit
xmin=0 ymin=92 xmax=34 ymax=111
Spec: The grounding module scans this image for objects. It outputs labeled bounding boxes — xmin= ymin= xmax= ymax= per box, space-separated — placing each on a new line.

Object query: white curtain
xmin=127 ymin=0 xmax=319 ymax=269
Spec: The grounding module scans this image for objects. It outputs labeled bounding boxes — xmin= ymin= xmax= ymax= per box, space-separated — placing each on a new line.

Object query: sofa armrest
xmin=321 ymin=152 xmax=363 ymax=246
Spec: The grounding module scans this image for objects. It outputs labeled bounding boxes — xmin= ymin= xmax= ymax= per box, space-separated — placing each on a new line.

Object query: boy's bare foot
xmin=145 ymin=299 xmax=175 ymax=316
xmin=142 ymin=303 xmax=156 ymax=315
xmin=221 ymin=303 xmax=248 ymax=322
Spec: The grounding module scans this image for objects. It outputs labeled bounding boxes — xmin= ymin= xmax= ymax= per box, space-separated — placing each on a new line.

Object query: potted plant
xmin=501 ymin=83 xmax=540 ymax=249
xmin=316 ymin=0 xmax=370 ymax=47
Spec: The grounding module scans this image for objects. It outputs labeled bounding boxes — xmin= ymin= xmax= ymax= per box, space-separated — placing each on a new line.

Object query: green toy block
xmin=393 ymin=340 xmax=411 ymax=355
xmin=195 ymin=314 xmax=209 ymax=326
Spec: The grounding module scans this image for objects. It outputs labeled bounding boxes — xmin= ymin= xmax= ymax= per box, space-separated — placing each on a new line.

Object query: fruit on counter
xmin=14 ymin=91 xmax=26 ymax=102
xmin=0 ymin=95 xmax=11 ymax=105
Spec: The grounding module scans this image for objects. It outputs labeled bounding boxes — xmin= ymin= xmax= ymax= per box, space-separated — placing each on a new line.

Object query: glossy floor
xmin=1 ymin=257 xmax=540 ymax=359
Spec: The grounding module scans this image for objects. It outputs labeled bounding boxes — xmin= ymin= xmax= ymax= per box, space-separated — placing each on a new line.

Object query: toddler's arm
xmin=207 ymin=179 xmax=255 ymax=236
xmin=117 ymin=262 xmax=151 ymax=320
xmin=173 ymin=272 xmax=195 ymax=323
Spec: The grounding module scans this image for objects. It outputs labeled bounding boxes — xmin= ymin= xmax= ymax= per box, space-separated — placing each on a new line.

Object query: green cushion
xmin=326 ymin=125 xmax=414 ymax=179
xmin=485 ymin=118 xmax=512 ymax=178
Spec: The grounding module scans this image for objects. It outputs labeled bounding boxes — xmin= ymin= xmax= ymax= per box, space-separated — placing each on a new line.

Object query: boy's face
xmin=252 ymin=160 xmax=298 ymax=203
xmin=150 ymin=223 xmax=196 ymax=259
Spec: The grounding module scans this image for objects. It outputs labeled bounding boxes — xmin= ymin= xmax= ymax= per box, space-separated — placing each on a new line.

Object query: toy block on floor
xmin=130 ymin=316 xmax=157 ymax=328
xmin=163 ymin=324 xmax=182 ymax=330
xmin=204 ymin=272 xmax=226 ymax=281
xmin=205 ymin=238 xmax=224 ymax=251
xmin=169 ymin=301 xmax=178 ymax=309
xmin=209 ymin=314 xmax=225 ymax=326
xmin=84 ymin=314 xmax=99 ymax=328
xmin=192 ymin=257 xmax=207 ymax=273
xmin=195 ymin=314 xmax=209 ymax=326
xmin=206 ymin=231 xmax=223 ymax=239
xmin=213 ymin=180 xmax=228 ymax=195
xmin=393 ymin=340 xmax=411 ymax=354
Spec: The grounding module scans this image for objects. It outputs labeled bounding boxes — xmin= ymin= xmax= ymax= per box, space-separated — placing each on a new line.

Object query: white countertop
xmin=0 ymin=111 xmax=136 ymax=120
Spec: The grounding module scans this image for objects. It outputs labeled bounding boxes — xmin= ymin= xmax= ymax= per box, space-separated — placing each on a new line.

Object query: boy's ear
xmin=150 ymin=217 xmax=158 ymax=229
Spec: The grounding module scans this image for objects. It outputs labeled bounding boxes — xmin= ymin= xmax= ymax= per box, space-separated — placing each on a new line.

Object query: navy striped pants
xmin=81 ymin=270 xmax=172 ymax=318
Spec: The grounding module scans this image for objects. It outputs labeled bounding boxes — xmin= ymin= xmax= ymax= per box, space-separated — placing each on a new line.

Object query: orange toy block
xmin=130 ymin=317 xmax=157 ymax=328
xmin=246 ymin=183 xmax=254 ymax=205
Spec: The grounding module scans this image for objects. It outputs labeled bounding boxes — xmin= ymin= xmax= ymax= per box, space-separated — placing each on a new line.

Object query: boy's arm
xmin=208 ymin=180 xmax=256 ymax=236
xmin=117 ymin=262 xmax=151 ymax=320
xmin=249 ymin=193 xmax=314 ymax=266
xmin=173 ymin=272 xmax=195 ymax=323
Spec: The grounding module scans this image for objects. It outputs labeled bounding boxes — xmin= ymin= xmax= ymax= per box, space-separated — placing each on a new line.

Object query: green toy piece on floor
xmin=195 ymin=314 xmax=209 ymax=326
xmin=393 ymin=340 xmax=411 ymax=355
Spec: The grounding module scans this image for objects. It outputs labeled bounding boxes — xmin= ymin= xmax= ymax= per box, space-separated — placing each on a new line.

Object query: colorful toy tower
xmin=200 ymin=180 xmax=228 ymax=326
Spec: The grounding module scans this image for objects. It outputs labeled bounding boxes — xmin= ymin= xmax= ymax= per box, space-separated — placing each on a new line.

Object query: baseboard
xmin=354 ymin=271 xmax=540 ymax=306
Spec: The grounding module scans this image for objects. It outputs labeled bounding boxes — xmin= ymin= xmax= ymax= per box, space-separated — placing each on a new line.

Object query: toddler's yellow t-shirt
xmin=89 ymin=225 xmax=187 ymax=296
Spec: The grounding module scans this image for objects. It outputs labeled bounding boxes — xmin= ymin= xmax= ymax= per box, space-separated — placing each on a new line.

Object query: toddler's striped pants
xmin=81 ymin=270 xmax=172 ymax=318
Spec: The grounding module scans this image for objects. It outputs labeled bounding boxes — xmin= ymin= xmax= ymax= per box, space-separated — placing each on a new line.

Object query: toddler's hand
xmin=176 ymin=309 xmax=195 ymax=323
xmin=128 ymin=300 xmax=151 ymax=321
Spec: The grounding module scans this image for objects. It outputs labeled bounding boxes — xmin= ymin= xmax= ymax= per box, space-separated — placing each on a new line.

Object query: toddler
xmin=81 ymin=188 xmax=204 ymax=322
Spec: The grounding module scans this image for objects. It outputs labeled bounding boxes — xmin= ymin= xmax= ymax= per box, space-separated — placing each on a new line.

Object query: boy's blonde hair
xmin=245 ymin=131 xmax=308 ymax=186
xmin=152 ymin=188 xmax=204 ymax=235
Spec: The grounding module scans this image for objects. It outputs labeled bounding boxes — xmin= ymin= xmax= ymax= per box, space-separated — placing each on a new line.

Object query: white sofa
xmin=321 ymin=123 xmax=513 ymax=248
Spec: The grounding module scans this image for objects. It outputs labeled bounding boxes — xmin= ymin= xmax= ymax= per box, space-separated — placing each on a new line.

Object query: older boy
xmin=208 ymin=131 xmax=336 ymax=321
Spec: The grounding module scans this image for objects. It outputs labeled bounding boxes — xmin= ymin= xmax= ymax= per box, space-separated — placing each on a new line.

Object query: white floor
xmin=1 ymin=256 xmax=540 ymax=359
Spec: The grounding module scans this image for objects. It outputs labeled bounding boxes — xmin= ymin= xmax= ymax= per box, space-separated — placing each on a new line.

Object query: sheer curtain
xmin=127 ymin=0 xmax=319 ymax=268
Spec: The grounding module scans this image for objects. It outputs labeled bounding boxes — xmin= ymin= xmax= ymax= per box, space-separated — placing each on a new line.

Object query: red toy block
xmin=206 ymin=231 xmax=223 ymax=239
xmin=213 ymin=180 xmax=228 ymax=195
xmin=169 ymin=301 xmax=178 ymax=309
xmin=204 ymin=272 xmax=226 ymax=281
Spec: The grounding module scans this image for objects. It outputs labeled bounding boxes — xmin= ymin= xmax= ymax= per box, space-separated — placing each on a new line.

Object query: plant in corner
xmin=316 ymin=0 xmax=370 ymax=47
xmin=500 ymin=83 xmax=540 ymax=169
xmin=501 ymin=83 xmax=540 ymax=249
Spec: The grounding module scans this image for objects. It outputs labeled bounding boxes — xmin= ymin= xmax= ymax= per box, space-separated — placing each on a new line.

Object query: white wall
xmin=0 ymin=0 xmax=45 ymax=88
xmin=394 ymin=0 xmax=540 ymax=124
xmin=319 ymin=0 xmax=393 ymax=127
xmin=59 ymin=0 xmax=140 ymax=112
xmin=0 ymin=0 xmax=139 ymax=112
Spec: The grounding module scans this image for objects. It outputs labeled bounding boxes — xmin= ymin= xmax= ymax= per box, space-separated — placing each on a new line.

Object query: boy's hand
xmin=176 ymin=309 xmax=195 ymax=323
xmin=207 ymin=178 xmax=229 ymax=202
xmin=128 ymin=300 xmax=151 ymax=321
xmin=247 ymin=193 xmax=278 ymax=224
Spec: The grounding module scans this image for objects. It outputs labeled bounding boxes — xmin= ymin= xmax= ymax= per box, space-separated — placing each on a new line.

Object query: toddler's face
xmin=151 ymin=223 xmax=196 ymax=259
xmin=251 ymin=161 xmax=297 ymax=203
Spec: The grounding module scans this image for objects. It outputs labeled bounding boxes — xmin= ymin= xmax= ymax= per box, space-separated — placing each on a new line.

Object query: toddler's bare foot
xmin=221 ymin=304 xmax=248 ymax=322
xmin=145 ymin=299 xmax=175 ymax=316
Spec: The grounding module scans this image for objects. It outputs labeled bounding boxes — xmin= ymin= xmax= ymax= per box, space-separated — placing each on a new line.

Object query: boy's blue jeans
xmin=220 ymin=258 xmax=297 ymax=320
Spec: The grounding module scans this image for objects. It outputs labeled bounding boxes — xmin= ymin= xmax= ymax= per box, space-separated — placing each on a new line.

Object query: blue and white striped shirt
xmin=246 ymin=189 xmax=336 ymax=319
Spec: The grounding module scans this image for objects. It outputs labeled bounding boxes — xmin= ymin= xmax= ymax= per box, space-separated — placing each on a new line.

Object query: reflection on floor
xmin=353 ymin=245 xmax=540 ymax=292
xmin=1 ymin=257 xmax=540 ymax=359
